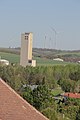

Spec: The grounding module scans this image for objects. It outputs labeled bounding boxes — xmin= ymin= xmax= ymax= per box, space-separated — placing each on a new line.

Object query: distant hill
xmin=0 ymin=47 xmax=80 ymax=63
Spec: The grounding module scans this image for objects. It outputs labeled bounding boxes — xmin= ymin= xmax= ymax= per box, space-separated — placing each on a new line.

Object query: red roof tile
xmin=0 ymin=78 xmax=49 ymax=120
xmin=64 ymin=92 xmax=80 ymax=98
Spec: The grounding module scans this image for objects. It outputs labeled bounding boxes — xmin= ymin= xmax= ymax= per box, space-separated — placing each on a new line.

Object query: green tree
xmin=32 ymin=85 xmax=54 ymax=110
xmin=76 ymin=107 xmax=80 ymax=120
xmin=42 ymin=108 xmax=58 ymax=120
xmin=21 ymin=86 xmax=33 ymax=105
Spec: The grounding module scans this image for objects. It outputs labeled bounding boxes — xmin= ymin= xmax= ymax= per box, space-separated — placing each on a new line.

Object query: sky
xmin=0 ymin=0 xmax=80 ymax=50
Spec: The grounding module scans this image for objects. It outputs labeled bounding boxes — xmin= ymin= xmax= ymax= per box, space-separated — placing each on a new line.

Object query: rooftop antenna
xmin=51 ymin=27 xmax=57 ymax=49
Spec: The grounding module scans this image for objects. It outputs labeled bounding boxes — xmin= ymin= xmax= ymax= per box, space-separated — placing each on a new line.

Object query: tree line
xmin=0 ymin=64 xmax=80 ymax=120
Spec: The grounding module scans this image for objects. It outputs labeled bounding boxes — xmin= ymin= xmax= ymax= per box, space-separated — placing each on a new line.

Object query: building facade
xmin=20 ymin=32 xmax=36 ymax=67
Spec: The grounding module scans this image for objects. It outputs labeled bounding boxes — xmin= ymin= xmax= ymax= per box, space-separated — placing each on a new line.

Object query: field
xmin=34 ymin=57 xmax=72 ymax=66
xmin=0 ymin=48 xmax=80 ymax=65
xmin=0 ymin=51 xmax=77 ymax=66
xmin=0 ymin=52 xmax=20 ymax=63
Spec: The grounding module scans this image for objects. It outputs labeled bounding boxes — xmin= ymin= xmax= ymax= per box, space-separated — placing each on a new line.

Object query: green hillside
xmin=0 ymin=48 xmax=80 ymax=65
xmin=0 ymin=51 xmax=76 ymax=66
xmin=0 ymin=52 xmax=20 ymax=63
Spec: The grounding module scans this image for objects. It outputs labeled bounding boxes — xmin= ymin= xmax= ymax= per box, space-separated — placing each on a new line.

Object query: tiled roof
xmin=64 ymin=92 xmax=80 ymax=98
xmin=0 ymin=78 xmax=49 ymax=120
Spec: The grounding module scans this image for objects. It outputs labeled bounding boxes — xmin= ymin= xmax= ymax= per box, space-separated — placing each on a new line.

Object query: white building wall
xmin=20 ymin=33 xmax=29 ymax=66
xmin=20 ymin=32 xmax=36 ymax=67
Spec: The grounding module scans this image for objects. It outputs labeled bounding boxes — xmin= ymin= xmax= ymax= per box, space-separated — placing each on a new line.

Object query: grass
xmin=34 ymin=57 xmax=76 ymax=66
xmin=0 ymin=52 xmax=20 ymax=63
xmin=52 ymin=87 xmax=64 ymax=96
xmin=0 ymin=52 xmax=77 ymax=66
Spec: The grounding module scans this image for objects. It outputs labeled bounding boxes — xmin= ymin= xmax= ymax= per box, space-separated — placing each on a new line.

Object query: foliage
xmin=21 ymin=86 xmax=33 ymax=105
xmin=32 ymin=85 xmax=54 ymax=110
xmin=42 ymin=108 xmax=58 ymax=120
xmin=63 ymin=105 xmax=79 ymax=120
xmin=0 ymin=64 xmax=80 ymax=120
xmin=58 ymin=79 xmax=76 ymax=92
xmin=76 ymin=107 xmax=80 ymax=120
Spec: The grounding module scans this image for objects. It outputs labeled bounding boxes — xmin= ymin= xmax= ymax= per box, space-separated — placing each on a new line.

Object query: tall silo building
xmin=20 ymin=32 xmax=36 ymax=67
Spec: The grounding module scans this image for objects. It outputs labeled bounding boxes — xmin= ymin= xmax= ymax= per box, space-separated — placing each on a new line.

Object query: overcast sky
xmin=0 ymin=0 xmax=80 ymax=50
